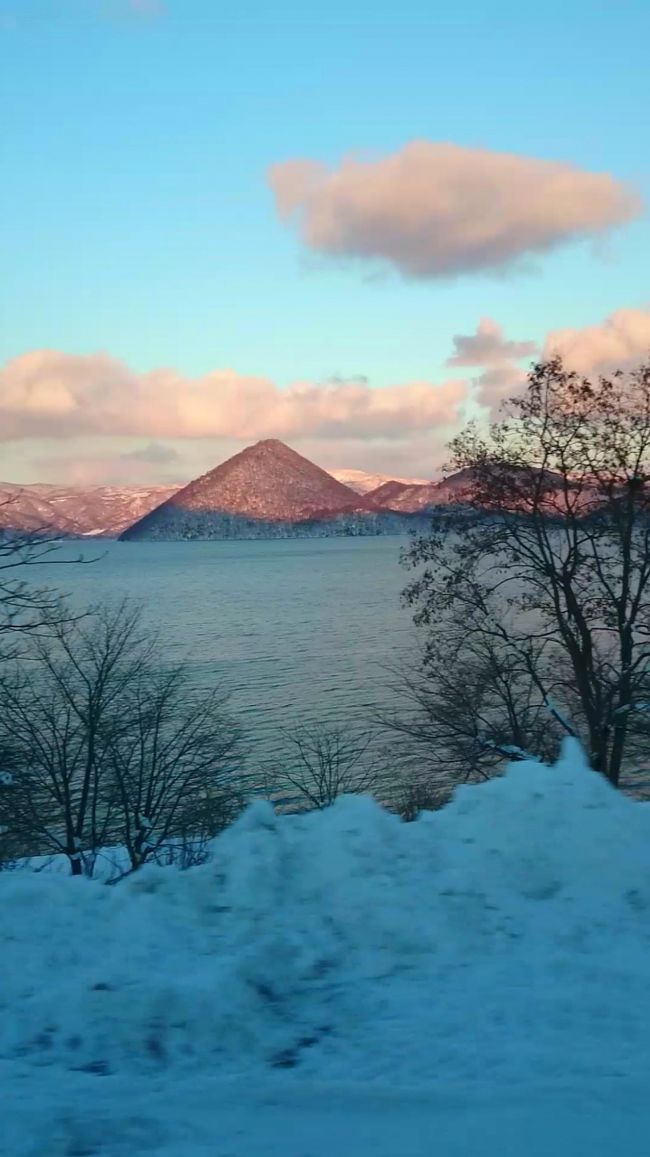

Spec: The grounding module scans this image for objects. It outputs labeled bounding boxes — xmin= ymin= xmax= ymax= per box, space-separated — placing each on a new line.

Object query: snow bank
xmin=2 ymin=739 xmax=650 ymax=1098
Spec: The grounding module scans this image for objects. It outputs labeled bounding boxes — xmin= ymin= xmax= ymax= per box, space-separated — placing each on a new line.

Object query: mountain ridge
xmin=331 ymin=468 xmax=431 ymax=494
xmin=0 ymin=482 xmax=178 ymax=538
xmin=1 ymin=442 xmax=465 ymax=541
xmin=121 ymin=439 xmax=381 ymax=540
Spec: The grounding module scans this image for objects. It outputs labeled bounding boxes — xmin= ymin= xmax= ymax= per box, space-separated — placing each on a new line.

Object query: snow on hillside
xmin=0 ymin=482 xmax=178 ymax=537
xmin=3 ymin=739 xmax=650 ymax=1155
xmin=332 ymin=468 xmax=431 ymax=493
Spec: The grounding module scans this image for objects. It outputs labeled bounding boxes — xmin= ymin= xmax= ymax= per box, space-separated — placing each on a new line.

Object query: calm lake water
xmin=41 ymin=537 xmax=419 ymax=771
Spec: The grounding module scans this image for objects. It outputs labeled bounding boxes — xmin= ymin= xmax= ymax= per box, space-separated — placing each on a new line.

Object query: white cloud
xmin=269 ymin=141 xmax=642 ymax=280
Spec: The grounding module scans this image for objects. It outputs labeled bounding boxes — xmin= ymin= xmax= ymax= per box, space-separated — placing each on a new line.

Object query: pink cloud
xmin=447 ymin=317 xmax=537 ymax=366
xmin=0 ymin=349 xmax=467 ymax=443
xmin=544 ymin=307 xmax=650 ymax=373
xmin=467 ymin=308 xmax=650 ymax=415
xmin=268 ymin=141 xmax=642 ymax=279
xmin=443 ymin=318 xmax=535 ymax=415
xmin=475 ymin=364 xmax=528 ymax=415
xmin=9 ymin=432 xmax=450 ymax=488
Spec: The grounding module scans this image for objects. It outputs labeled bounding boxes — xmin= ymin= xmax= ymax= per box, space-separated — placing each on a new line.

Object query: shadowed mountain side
xmin=367 ymin=466 xmax=575 ymax=513
xmin=120 ymin=506 xmax=434 ymax=541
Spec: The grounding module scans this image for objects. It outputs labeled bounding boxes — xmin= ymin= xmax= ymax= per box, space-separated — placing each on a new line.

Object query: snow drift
xmin=2 ymin=740 xmax=650 ymax=1153
xmin=2 ymin=738 xmax=650 ymax=1082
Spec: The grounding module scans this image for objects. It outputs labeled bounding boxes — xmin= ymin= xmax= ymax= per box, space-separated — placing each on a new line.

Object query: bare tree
xmin=403 ymin=356 xmax=650 ymax=788
xmin=0 ymin=749 xmax=22 ymax=868
xmin=105 ymin=663 xmax=243 ymax=875
xmin=0 ymin=602 xmax=243 ymax=875
xmin=378 ymin=629 xmax=564 ymax=790
xmin=0 ymin=493 xmax=84 ymax=657
xmin=0 ymin=603 xmax=149 ymax=872
xmin=264 ymin=722 xmax=384 ymax=812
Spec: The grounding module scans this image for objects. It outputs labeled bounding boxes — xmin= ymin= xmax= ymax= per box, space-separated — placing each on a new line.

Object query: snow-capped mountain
xmin=0 ymin=482 xmax=178 ymax=538
xmin=331 ymin=469 xmax=431 ymax=494
xmin=365 ymin=479 xmax=441 ymax=512
xmin=0 ymin=446 xmax=448 ymax=541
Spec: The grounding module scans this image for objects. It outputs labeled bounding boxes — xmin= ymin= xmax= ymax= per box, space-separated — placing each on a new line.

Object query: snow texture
xmin=2 ymin=738 xmax=650 ymax=1155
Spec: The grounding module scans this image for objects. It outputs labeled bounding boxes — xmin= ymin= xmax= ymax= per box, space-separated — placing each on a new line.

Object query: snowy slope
xmin=332 ymin=468 xmax=431 ymax=493
xmin=0 ymin=482 xmax=178 ymax=537
xmin=3 ymin=740 xmax=650 ymax=1155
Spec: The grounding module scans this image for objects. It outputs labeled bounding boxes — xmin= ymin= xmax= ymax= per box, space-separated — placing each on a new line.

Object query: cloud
xmin=268 ymin=141 xmax=642 ymax=280
xmin=544 ymin=307 xmax=650 ymax=373
xmin=444 ymin=317 xmax=535 ymax=415
xmin=475 ymin=364 xmax=528 ymax=413
xmin=0 ymin=349 xmax=467 ymax=444
xmin=447 ymin=318 xmax=537 ymax=366
xmin=466 ymin=307 xmax=650 ymax=414
xmin=29 ymin=449 xmax=172 ymax=488
xmin=12 ymin=307 xmax=650 ymax=485
xmin=7 ymin=432 xmax=450 ymax=488
xmin=120 ymin=441 xmax=180 ymax=465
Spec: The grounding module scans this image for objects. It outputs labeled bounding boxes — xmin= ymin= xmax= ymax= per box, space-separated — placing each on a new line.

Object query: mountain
xmin=428 ymin=467 xmax=485 ymax=505
xmin=368 ymin=465 xmax=584 ymax=515
xmin=0 ymin=456 xmax=607 ymax=543
xmin=367 ymin=479 xmax=439 ymax=512
xmin=367 ymin=468 xmax=486 ymax=512
xmin=0 ymin=483 xmax=178 ymax=538
xmin=331 ymin=469 xmax=430 ymax=494
xmin=121 ymin=440 xmax=389 ymax=540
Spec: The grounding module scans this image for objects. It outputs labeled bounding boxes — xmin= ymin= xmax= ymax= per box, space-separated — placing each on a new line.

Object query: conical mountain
xmin=121 ymin=440 xmax=374 ymax=540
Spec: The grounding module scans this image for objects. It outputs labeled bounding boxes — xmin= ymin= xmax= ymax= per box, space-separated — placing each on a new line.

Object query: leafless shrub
xmin=0 ymin=496 xmax=86 ymax=659
xmin=263 ymin=722 xmax=385 ymax=812
xmin=389 ymin=776 xmax=452 ymax=822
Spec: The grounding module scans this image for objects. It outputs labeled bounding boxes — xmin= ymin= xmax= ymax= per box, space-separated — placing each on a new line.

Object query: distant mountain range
xmin=330 ymin=469 xmax=431 ymax=494
xmin=121 ymin=439 xmax=436 ymax=540
xmin=364 ymin=468 xmax=480 ymax=513
xmin=0 ymin=441 xmax=465 ymax=541
xmin=0 ymin=482 xmax=177 ymax=538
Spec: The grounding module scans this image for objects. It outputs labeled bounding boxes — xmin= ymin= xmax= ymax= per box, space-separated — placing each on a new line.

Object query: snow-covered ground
xmin=3 ymin=739 xmax=650 ymax=1155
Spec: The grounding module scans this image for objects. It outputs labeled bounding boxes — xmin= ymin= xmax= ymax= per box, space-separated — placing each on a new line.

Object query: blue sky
xmin=1 ymin=0 xmax=649 ymax=482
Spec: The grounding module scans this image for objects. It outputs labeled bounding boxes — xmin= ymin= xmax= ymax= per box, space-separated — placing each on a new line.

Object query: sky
xmin=1 ymin=0 xmax=649 ymax=484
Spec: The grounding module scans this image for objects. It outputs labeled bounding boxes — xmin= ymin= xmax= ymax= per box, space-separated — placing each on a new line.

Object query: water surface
xmin=42 ymin=537 xmax=419 ymax=769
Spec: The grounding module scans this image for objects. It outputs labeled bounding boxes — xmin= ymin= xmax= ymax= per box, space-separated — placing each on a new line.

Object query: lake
xmin=39 ymin=537 xmax=420 ymax=776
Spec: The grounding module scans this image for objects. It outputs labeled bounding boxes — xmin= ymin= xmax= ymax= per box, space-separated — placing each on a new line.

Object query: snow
xmin=331 ymin=469 xmax=431 ymax=494
xmin=2 ymin=738 xmax=650 ymax=1155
